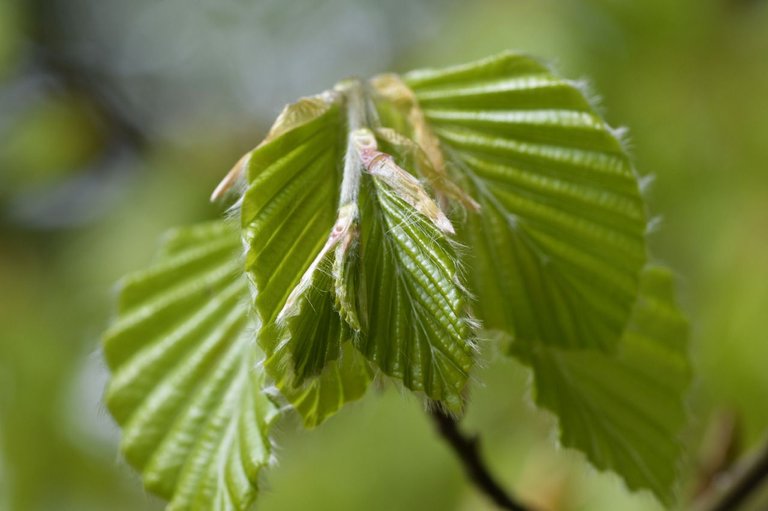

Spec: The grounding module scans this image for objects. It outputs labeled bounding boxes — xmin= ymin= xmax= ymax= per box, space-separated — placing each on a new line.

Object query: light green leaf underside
xmin=517 ymin=266 xmax=690 ymax=504
xmin=260 ymin=248 xmax=373 ymax=428
xmin=265 ymin=333 xmax=374 ymax=429
xmin=103 ymin=220 xmax=278 ymax=511
xmin=357 ymin=174 xmax=476 ymax=409
xmin=241 ymin=93 xmax=372 ymax=426
xmin=241 ymin=93 xmax=344 ymax=326
xmin=405 ymin=51 xmax=648 ymax=351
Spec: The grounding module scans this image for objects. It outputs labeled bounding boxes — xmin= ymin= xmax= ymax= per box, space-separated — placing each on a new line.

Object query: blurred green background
xmin=1 ymin=0 xmax=767 ymax=509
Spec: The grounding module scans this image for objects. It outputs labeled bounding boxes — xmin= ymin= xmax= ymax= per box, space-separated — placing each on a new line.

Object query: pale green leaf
xmin=241 ymin=91 xmax=373 ymax=426
xmin=241 ymin=91 xmax=345 ymax=326
xmin=103 ymin=220 xmax=278 ymax=511
xmin=260 ymin=239 xmax=373 ymax=428
xmin=354 ymin=135 xmax=476 ymax=409
xmin=404 ymin=51 xmax=648 ymax=351
xmin=516 ymin=266 xmax=690 ymax=504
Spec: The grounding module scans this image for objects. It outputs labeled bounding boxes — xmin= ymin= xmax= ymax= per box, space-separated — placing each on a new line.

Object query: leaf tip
xmin=211 ymin=152 xmax=250 ymax=202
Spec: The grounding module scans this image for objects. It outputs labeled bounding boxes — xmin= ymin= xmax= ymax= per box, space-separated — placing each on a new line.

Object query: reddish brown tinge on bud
xmin=351 ymin=129 xmax=455 ymax=235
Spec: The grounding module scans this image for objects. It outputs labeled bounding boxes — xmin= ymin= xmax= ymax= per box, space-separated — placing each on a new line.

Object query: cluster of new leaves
xmin=103 ymin=52 xmax=690 ymax=510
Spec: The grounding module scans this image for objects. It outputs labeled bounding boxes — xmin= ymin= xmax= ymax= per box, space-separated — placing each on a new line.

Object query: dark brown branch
xmin=700 ymin=439 xmax=768 ymax=511
xmin=428 ymin=407 xmax=534 ymax=511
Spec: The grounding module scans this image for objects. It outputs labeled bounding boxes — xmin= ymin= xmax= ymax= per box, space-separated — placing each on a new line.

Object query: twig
xmin=428 ymin=407 xmax=534 ymax=511
xmin=699 ymin=438 xmax=768 ymax=511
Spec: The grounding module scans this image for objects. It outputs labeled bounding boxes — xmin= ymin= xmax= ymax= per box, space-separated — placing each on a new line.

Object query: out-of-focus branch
xmin=22 ymin=0 xmax=149 ymax=154
xmin=693 ymin=410 xmax=740 ymax=499
xmin=3 ymin=0 xmax=151 ymax=227
xmin=698 ymin=438 xmax=768 ymax=511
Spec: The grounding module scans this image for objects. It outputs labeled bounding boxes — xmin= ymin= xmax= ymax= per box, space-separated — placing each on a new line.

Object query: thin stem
xmin=699 ymin=439 xmax=768 ymax=511
xmin=337 ymin=79 xmax=367 ymax=207
xmin=428 ymin=407 xmax=535 ymax=511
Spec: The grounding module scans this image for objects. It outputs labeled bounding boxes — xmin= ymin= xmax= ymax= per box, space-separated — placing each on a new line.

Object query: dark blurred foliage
xmin=1 ymin=1 xmax=767 ymax=510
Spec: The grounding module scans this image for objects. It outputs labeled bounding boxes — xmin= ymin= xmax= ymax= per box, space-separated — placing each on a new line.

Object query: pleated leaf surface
xmin=405 ymin=51 xmax=648 ymax=352
xmin=103 ymin=220 xmax=278 ymax=510
xmin=241 ymin=92 xmax=372 ymax=426
xmin=355 ymin=155 xmax=476 ymax=409
xmin=517 ymin=266 xmax=690 ymax=504
xmin=260 ymin=246 xmax=373 ymax=428
xmin=241 ymin=92 xmax=344 ymax=325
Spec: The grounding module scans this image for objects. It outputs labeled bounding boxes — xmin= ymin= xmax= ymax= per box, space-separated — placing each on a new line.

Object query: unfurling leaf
xmin=241 ymin=91 xmax=344 ymax=325
xmin=103 ymin=221 xmax=277 ymax=510
xmin=262 ymin=203 xmax=373 ymax=428
xmin=245 ymin=103 xmax=477 ymax=412
xmin=239 ymin=91 xmax=373 ymax=426
xmin=353 ymin=129 xmax=476 ymax=409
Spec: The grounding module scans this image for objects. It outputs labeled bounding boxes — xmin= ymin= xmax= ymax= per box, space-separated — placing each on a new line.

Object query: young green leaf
xmin=103 ymin=221 xmax=278 ymax=510
xmin=240 ymin=91 xmax=374 ymax=426
xmin=261 ymin=226 xmax=374 ymax=428
xmin=516 ymin=266 xmax=690 ymax=504
xmin=241 ymin=84 xmax=477 ymax=413
xmin=241 ymin=91 xmax=345 ymax=326
xmin=402 ymin=51 xmax=648 ymax=352
xmin=353 ymin=130 xmax=477 ymax=409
